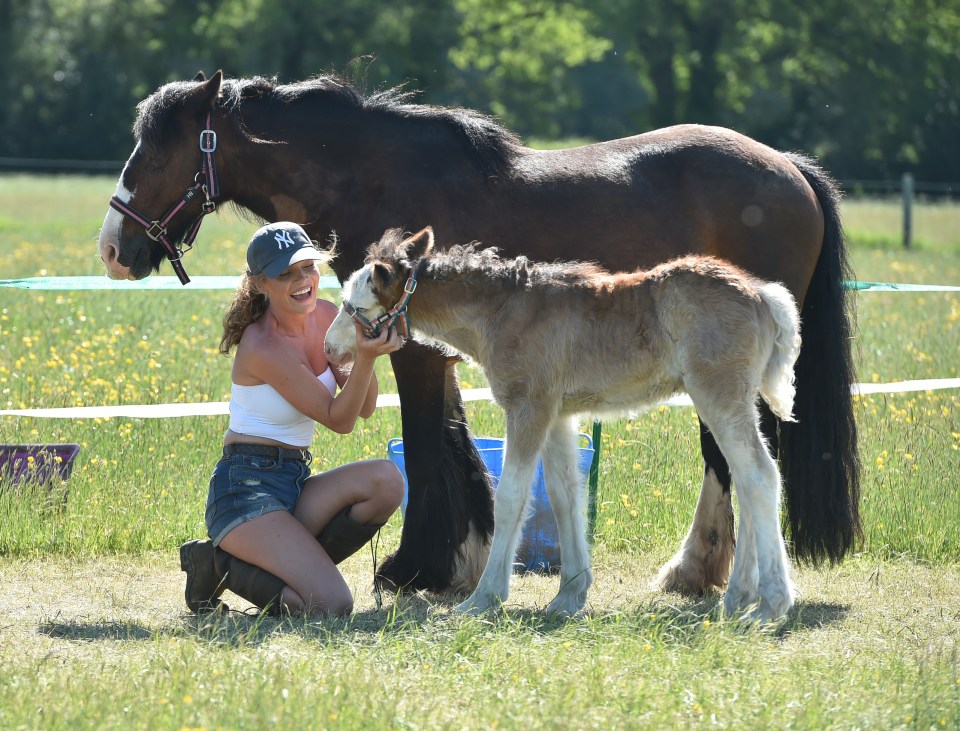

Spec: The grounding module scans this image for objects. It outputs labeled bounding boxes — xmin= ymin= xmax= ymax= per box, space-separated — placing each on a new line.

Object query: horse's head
xmin=98 ymin=71 xmax=224 ymax=281
xmin=324 ymin=227 xmax=434 ymax=364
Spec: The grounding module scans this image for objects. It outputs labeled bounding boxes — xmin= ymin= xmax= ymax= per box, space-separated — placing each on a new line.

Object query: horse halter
xmin=108 ymin=111 xmax=220 ymax=285
xmin=343 ymin=261 xmax=425 ymax=339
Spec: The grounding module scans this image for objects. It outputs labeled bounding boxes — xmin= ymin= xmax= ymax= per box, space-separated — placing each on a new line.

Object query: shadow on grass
xmin=39 ymin=619 xmax=154 ymax=642
xmin=34 ymin=591 xmax=849 ymax=649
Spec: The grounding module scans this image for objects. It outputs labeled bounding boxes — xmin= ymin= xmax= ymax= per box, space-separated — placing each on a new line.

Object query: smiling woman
xmin=177 ymin=221 xmax=407 ymax=618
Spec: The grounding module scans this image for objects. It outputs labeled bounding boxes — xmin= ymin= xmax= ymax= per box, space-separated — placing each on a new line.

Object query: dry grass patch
xmin=1 ymin=551 xmax=958 ymax=730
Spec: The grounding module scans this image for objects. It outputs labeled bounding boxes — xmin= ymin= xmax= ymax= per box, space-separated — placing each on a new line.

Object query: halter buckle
xmin=145 ymin=221 xmax=167 ymax=242
xmin=404 ymin=277 xmax=418 ymax=295
xmin=199 ymin=129 xmax=217 ymax=153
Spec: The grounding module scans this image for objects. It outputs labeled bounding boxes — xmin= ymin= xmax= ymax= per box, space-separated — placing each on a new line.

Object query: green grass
xmin=843 ymin=198 xmax=960 ymax=253
xmin=1 ymin=174 xmax=959 ymax=729
xmin=1 ymin=553 xmax=958 ymax=730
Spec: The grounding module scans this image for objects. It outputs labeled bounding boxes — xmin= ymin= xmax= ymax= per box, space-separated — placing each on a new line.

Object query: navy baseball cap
xmin=246 ymin=222 xmax=326 ymax=278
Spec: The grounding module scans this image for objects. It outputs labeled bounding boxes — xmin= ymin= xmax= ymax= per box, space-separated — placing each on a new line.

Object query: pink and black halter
xmin=108 ymin=112 xmax=220 ymax=285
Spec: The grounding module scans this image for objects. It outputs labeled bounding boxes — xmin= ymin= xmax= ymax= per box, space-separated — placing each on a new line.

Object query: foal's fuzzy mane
xmin=134 ymin=73 xmax=522 ymax=177
xmin=368 ymin=229 xmax=609 ymax=289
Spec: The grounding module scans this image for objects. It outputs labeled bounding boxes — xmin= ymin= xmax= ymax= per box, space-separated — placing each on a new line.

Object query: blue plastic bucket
xmin=387 ymin=435 xmax=594 ymax=572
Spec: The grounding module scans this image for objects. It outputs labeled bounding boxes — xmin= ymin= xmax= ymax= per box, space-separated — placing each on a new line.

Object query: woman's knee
xmin=325 ymin=594 xmax=354 ymax=618
xmin=296 ymin=574 xmax=354 ymax=617
xmin=370 ymin=459 xmax=406 ymax=509
xmin=307 ymin=583 xmax=353 ymax=617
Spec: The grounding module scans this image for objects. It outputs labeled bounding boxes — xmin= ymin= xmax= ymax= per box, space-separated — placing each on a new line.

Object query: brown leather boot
xmin=213 ymin=547 xmax=287 ymax=616
xmin=179 ymin=539 xmax=229 ymax=614
xmin=318 ymin=506 xmax=384 ymax=564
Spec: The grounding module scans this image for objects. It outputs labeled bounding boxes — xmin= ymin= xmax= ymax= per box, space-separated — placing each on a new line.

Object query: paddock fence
xmin=839 ymin=174 xmax=959 ymax=249
xmin=2 ymin=274 xmax=958 ymax=539
xmin=2 ymin=274 xmax=958 ymax=419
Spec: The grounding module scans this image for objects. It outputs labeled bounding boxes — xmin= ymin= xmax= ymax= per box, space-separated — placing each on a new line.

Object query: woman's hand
xmin=354 ymin=322 xmax=404 ymax=361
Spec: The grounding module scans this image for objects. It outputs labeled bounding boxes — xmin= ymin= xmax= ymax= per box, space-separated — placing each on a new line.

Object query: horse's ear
xmin=193 ymin=70 xmax=206 ymax=82
xmin=190 ymin=70 xmax=223 ymax=111
xmin=403 ymin=227 xmax=434 ymax=261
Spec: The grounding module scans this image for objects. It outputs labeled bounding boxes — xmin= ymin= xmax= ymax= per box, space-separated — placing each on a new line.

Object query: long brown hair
xmin=219 ymin=271 xmax=268 ymax=354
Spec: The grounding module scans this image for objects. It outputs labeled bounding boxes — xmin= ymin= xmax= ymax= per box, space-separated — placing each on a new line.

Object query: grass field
xmin=1 ymin=175 xmax=959 ymax=729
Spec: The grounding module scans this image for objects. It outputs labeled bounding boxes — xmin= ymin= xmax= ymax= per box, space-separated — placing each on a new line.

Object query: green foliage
xmin=2 ymin=1 xmax=958 ymax=182
xmin=447 ymin=0 xmax=612 ymax=135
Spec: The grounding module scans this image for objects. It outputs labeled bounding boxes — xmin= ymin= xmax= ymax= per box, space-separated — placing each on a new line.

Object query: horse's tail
xmin=778 ymin=151 xmax=862 ymax=565
xmin=758 ymin=282 xmax=801 ymax=423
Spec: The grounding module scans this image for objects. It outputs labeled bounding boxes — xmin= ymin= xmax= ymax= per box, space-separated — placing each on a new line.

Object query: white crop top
xmin=229 ymin=367 xmax=338 ymax=447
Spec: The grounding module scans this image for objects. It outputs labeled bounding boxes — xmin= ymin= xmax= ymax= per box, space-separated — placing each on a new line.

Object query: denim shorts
xmin=205 ymin=446 xmax=311 ymax=546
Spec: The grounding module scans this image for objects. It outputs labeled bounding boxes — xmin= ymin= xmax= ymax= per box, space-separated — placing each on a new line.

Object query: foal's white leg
xmin=455 ymin=412 xmax=546 ymax=615
xmin=541 ymin=416 xmax=593 ymax=616
xmin=707 ymin=416 xmax=795 ymax=623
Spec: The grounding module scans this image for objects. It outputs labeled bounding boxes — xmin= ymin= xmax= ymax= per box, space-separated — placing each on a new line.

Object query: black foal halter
xmin=108 ymin=111 xmax=221 ymax=285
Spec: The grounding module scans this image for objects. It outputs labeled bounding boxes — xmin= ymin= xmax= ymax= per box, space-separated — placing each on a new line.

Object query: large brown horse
xmin=97 ymin=71 xmax=860 ymax=595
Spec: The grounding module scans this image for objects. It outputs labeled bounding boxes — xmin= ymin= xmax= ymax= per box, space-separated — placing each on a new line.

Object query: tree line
xmin=1 ymin=0 xmax=958 ymax=183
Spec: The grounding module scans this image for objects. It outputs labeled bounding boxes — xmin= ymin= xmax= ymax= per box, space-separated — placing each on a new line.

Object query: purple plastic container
xmin=0 ymin=443 xmax=81 ymax=487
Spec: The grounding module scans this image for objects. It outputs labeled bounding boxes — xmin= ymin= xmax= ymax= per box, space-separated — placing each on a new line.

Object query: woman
xmin=180 ymin=221 xmax=406 ymax=616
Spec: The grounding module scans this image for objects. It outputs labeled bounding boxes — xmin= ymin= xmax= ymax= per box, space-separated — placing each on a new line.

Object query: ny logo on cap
xmin=274 ymin=230 xmax=296 ymax=249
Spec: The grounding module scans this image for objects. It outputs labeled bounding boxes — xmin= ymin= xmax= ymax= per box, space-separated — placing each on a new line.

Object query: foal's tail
xmin=758 ymin=282 xmax=802 ymax=423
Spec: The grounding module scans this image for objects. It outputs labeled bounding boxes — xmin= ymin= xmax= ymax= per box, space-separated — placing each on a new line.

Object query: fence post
xmin=902 ymin=172 xmax=914 ymax=249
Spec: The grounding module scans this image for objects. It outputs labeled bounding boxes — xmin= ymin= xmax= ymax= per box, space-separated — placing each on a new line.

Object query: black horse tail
xmin=779 ymin=151 xmax=862 ymax=565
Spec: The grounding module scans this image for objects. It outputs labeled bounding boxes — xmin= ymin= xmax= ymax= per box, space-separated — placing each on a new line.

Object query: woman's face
xmin=260 ymin=260 xmax=321 ymax=314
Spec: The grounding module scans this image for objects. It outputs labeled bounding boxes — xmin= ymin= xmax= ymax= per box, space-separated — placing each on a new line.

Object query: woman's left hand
xmin=354 ymin=322 xmax=404 ymax=360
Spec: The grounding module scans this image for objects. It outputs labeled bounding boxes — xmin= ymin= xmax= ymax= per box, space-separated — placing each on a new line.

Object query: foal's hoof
xmin=545 ymin=594 xmax=586 ymax=618
xmin=723 ymin=594 xmax=793 ymax=626
xmin=454 ymin=592 xmax=499 ymax=616
xmin=722 ymin=586 xmax=759 ymax=618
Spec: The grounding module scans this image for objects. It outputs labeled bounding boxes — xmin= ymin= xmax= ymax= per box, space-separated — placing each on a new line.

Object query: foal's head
xmin=324 ymin=227 xmax=435 ymax=364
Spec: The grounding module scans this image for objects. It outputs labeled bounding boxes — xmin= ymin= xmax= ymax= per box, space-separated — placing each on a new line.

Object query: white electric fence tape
xmin=2 ymin=380 xmax=958 ymax=419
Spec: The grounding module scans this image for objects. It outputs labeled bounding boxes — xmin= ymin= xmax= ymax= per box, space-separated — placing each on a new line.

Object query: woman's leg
xmin=216 ymin=459 xmax=403 ymax=616
xmin=294 ymin=459 xmax=406 ymax=534
xmin=218 ymin=510 xmax=354 ymax=616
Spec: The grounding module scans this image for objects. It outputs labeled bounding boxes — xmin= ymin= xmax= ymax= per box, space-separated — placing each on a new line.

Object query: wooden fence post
xmin=902 ymin=172 xmax=914 ymax=249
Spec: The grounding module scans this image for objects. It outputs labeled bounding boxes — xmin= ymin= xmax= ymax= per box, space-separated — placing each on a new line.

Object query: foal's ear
xmin=193 ymin=70 xmax=206 ymax=82
xmin=370 ymin=262 xmax=395 ymax=290
xmin=402 ymin=227 xmax=434 ymax=261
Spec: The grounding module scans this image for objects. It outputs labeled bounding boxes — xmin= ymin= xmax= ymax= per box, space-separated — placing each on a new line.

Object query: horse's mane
xmin=134 ymin=73 xmax=522 ymax=177
xmin=369 ymin=229 xmax=607 ymax=290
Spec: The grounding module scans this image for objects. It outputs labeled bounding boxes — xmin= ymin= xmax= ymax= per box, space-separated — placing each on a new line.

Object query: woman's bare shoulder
xmin=234 ymin=320 xmax=296 ymax=376
xmin=314 ymin=298 xmax=339 ymax=321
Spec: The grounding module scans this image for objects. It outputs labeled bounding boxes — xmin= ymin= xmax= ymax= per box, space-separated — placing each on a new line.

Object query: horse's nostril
xmin=101 ymin=242 xmax=118 ymax=264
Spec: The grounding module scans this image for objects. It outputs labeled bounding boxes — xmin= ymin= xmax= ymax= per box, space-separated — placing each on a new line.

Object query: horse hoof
xmin=654 ymin=558 xmax=707 ymax=596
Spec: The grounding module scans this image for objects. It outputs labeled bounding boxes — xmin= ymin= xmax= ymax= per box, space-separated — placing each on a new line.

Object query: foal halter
xmin=343 ymin=261 xmax=425 ymax=339
xmin=108 ymin=111 xmax=221 ymax=285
